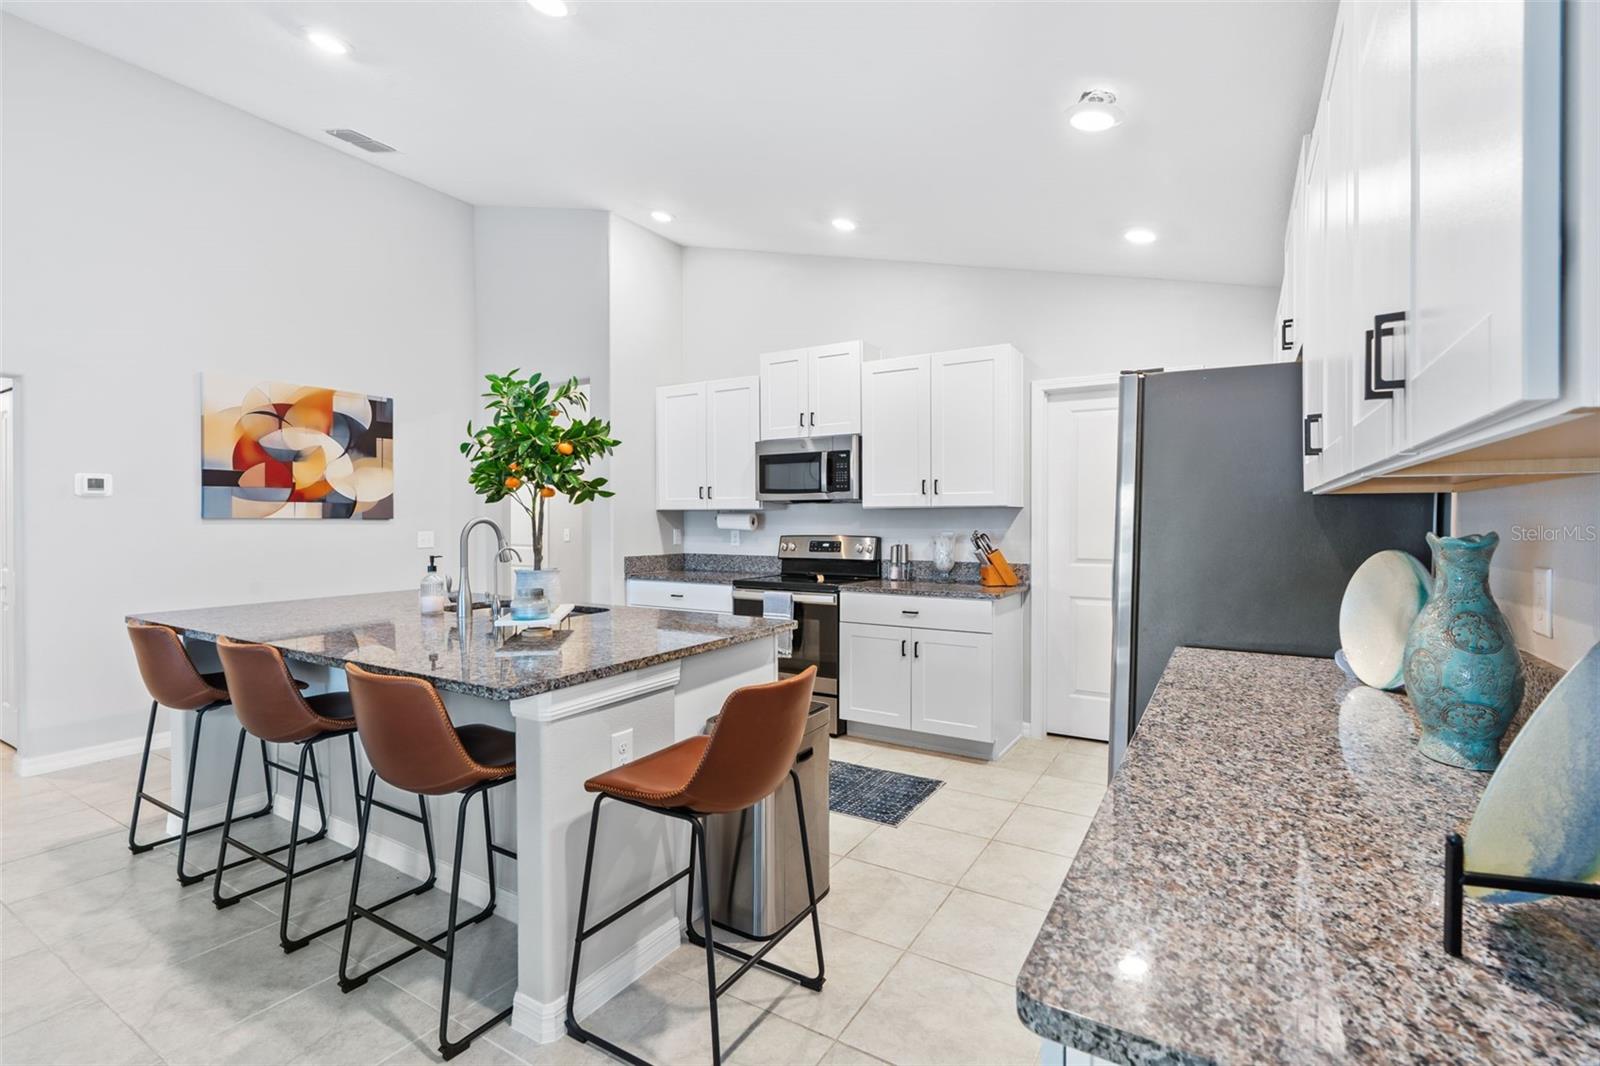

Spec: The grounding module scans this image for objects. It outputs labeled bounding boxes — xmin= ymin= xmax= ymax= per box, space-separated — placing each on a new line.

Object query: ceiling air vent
xmin=324 ymin=128 xmax=397 ymax=153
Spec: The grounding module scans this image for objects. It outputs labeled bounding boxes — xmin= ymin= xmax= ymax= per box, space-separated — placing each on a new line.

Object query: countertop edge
xmin=1015 ymin=986 xmax=1210 ymax=1066
xmin=624 ymin=573 xmax=1030 ymax=599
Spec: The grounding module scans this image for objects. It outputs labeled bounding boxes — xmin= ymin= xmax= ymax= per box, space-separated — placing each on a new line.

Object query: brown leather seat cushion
xmin=457 ymin=724 xmax=515 ymax=770
xmin=305 ymin=691 xmax=355 ymax=730
xmin=199 ymin=671 xmax=308 ymax=696
xmin=585 ymin=735 xmax=709 ymax=807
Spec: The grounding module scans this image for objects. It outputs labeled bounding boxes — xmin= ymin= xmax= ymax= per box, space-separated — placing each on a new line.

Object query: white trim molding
xmin=16 ymin=728 xmax=170 ymax=777
xmin=511 ymin=663 xmax=682 ymax=724
xmin=510 ymin=915 xmax=681 ymax=1045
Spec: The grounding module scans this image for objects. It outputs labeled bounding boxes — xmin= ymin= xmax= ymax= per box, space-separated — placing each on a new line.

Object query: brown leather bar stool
xmin=339 ymin=664 xmax=518 ymax=1062
xmin=125 ymin=622 xmax=281 ymax=884
xmin=565 ymin=667 xmax=825 ymax=1066
xmin=212 ymin=637 xmax=436 ymax=952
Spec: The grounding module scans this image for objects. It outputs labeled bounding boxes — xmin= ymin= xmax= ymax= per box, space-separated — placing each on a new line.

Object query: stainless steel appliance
xmin=755 ymin=435 xmax=861 ymax=503
xmin=703 ymin=700 xmax=831 ymax=939
xmin=1108 ymin=364 xmax=1440 ymax=773
xmin=731 ymin=533 xmax=880 ymax=736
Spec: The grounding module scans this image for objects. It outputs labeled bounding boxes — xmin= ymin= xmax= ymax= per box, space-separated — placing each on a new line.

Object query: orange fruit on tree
xmin=508 ymin=461 xmax=521 ymax=472
xmin=557 ymin=441 xmax=575 ymax=456
xmin=540 ymin=485 xmax=557 ymax=498
xmin=504 ymin=476 xmax=522 ymax=490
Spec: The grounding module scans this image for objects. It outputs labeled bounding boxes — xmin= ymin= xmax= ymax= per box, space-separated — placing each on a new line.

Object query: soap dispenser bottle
xmin=420 ymin=555 xmax=446 ymax=616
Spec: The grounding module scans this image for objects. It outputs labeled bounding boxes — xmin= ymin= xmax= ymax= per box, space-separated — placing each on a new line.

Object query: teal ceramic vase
xmin=1402 ymin=532 xmax=1524 ymax=771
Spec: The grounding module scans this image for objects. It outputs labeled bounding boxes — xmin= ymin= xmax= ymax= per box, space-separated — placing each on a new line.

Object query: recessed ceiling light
xmin=650 ymin=210 xmax=674 ymax=223
xmin=305 ymin=29 xmax=350 ymax=56
xmin=1065 ymin=89 xmax=1123 ymax=133
xmin=527 ymin=0 xmax=569 ymax=17
xmin=1124 ymin=227 xmax=1158 ymax=245
xmin=831 ymin=218 xmax=858 ymax=233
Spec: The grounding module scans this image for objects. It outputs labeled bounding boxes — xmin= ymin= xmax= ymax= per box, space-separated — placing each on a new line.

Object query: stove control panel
xmin=778 ymin=534 xmax=879 ymax=560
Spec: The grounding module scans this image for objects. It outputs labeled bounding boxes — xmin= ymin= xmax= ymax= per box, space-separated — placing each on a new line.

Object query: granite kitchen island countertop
xmin=128 ymin=590 xmax=794 ymax=701
xmin=1016 ymin=646 xmax=1598 ymax=1065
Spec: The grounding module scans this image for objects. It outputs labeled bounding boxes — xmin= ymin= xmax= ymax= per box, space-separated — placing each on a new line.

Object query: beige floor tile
xmin=0 ymin=946 xmax=98 ymax=1036
xmin=1021 ymin=776 xmax=1105 ymax=817
xmin=904 ymin=788 xmax=1016 ymax=838
xmin=817 ymin=859 xmax=949 ymax=949
xmin=817 ymin=1041 xmax=889 ymax=1065
xmin=909 ymin=888 xmax=1047 ymax=983
xmin=828 ymin=813 xmax=876 ymax=856
xmin=957 ymin=841 xmax=1074 ymax=910
xmin=598 ymin=967 xmax=833 ymax=1066
xmin=0 ymin=903 xmax=45 ymax=961
xmin=847 ymin=821 xmax=985 ymax=885
xmin=995 ymin=738 xmax=1065 ymax=775
xmin=0 ymin=805 xmax=122 ymax=863
xmin=838 ymin=954 xmax=1040 ymax=1066
xmin=380 ymin=1034 xmax=529 ymax=1065
xmin=859 ymin=745 xmax=966 ymax=780
xmin=0 ymin=827 xmax=149 ymax=905
xmin=8 ymin=845 xmax=203 ymax=945
xmin=828 ymin=738 xmax=891 ymax=767
xmin=1041 ymin=751 xmax=1108 ymax=785
xmin=1061 ymin=738 xmax=1109 ymax=758
xmin=0 ymin=998 xmax=162 ymax=1066
xmin=0 ymin=785 xmax=94 ymax=823
xmin=937 ymin=761 xmax=1042 ymax=802
xmin=722 ymin=922 xmax=901 ymax=1038
xmin=481 ymin=1025 xmax=618 ymax=1065
xmin=994 ymin=805 xmax=1092 ymax=859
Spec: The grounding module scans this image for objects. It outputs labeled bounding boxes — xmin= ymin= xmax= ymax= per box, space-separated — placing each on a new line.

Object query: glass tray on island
xmin=493 ymin=604 xmax=575 ymax=630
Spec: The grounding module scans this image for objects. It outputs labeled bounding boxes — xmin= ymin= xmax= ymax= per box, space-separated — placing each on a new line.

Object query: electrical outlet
xmin=730 ymin=529 xmax=741 ymax=546
xmin=417 ymin=530 xmax=435 ymax=550
xmin=1532 ymin=566 xmax=1554 ymax=637
xmin=562 ymin=527 xmax=572 ymax=543
xmin=672 ymin=527 xmax=683 ymax=546
xmin=611 ymin=728 xmax=634 ymax=768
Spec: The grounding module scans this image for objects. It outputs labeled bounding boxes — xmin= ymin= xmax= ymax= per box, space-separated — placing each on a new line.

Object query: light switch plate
xmin=611 ymin=728 xmax=634 ymax=768
xmin=74 ymin=473 xmax=113 ymax=497
xmin=1532 ymin=567 xmax=1554 ymax=637
xmin=730 ymin=530 xmax=741 ymax=546
xmin=672 ymin=527 xmax=683 ymax=546
xmin=417 ymin=530 xmax=435 ymax=549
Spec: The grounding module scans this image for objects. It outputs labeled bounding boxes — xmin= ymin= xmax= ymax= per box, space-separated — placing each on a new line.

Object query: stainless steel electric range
xmin=730 ymin=534 xmax=880 ymax=737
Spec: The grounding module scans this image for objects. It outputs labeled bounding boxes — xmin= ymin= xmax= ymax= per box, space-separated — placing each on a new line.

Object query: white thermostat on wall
xmin=75 ymin=473 xmax=113 ymax=497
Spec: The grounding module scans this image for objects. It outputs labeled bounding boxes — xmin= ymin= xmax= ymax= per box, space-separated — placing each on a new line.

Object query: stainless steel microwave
xmin=755 ymin=435 xmax=861 ymax=502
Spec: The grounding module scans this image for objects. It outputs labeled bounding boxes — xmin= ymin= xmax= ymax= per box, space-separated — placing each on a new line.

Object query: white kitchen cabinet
xmin=656 ymin=383 xmax=707 ymax=510
xmin=625 ymin=579 xmax=734 ymax=614
xmin=861 ymin=345 xmax=1024 ymax=509
xmin=839 ymin=623 xmax=913 ymax=730
xmin=1407 ymin=0 xmax=1562 ymax=447
xmin=655 ymin=375 xmax=760 ymax=510
xmin=840 ymin=592 xmax=1024 ymax=755
xmin=860 ymin=356 xmax=931 ymax=507
xmin=758 ymin=341 xmax=876 ymax=440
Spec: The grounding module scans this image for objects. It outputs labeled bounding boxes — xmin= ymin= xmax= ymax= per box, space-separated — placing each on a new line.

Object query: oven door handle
xmin=731 ymin=590 xmax=838 ymax=607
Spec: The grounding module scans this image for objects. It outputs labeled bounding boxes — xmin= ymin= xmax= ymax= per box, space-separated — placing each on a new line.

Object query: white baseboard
xmin=18 ymin=731 xmax=171 ymax=778
xmin=511 ymin=915 xmax=682 ymax=1045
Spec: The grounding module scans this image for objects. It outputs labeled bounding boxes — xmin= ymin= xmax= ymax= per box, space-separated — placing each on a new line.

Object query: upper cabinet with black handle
xmin=1291 ymin=0 xmax=1585 ymax=494
xmin=655 ymin=376 xmax=762 ymax=511
xmin=758 ymin=341 xmax=878 ymax=441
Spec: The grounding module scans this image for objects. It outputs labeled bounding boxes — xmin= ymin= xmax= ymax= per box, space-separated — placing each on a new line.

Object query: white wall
xmin=2 ymin=18 xmax=477 ymax=760
xmin=678 ymin=247 xmax=1277 ymax=562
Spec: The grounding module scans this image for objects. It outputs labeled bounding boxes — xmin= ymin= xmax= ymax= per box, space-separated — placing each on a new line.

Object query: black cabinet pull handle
xmin=1371 ymin=311 xmax=1406 ymax=394
xmin=1303 ymin=413 xmax=1323 ymax=457
xmin=901 ymin=639 xmax=907 ymax=657
xmin=670 ymin=593 xmax=685 ymax=599
xmin=707 ymin=485 xmax=713 ymax=500
xmin=901 ymin=609 xmax=920 ymax=616
xmin=1281 ymin=318 xmax=1294 ymax=351
xmin=697 ymin=486 xmax=704 ymax=499
xmin=913 ymin=641 xmax=920 ymax=658
xmin=933 ymin=479 xmax=940 ymax=495
xmin=921 ymin=479 xmax=927 ymax=495
xmin=809 ymin=411 xmax=816 ymax=427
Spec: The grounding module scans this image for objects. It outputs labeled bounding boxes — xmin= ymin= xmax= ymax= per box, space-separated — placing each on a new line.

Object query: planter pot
xmin=1402 ymin=532 xmax=1524 ymax=772
xmin=510 ymin=565 xmax=560 ymax=621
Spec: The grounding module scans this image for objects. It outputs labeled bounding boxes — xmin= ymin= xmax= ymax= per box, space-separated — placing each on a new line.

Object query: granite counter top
xmin=847 ymin=579 xmax=1029 ymax=600
xmin=624 ymin=570 xmax=763 ymax=586
xmin=128 ymin=591 xmax=794 ymax=702
xmin=1015 ymin=646 xmax=1598 ymax=1065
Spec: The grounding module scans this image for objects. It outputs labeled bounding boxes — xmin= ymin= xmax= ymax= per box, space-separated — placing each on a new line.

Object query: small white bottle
xmin=419 ymin=555 xmax=447 ymax=616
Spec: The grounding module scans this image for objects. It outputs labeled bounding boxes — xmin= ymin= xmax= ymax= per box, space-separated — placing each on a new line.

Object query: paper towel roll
xmin=715 ymin=512 xmax=758 ymax=531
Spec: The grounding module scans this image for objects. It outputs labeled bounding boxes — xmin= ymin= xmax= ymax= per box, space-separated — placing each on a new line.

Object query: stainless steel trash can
xmin=703 ymin=701 xmax=831 ymax=940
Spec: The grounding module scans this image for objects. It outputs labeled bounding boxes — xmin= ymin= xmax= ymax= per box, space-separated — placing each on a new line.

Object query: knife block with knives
xmin=972 ymin=531 xmax=1019 ymax=587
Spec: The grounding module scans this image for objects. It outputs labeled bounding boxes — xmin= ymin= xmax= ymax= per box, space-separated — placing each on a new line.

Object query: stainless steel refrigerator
xmin=1108 ymin=363 xmax=1439 ymax=771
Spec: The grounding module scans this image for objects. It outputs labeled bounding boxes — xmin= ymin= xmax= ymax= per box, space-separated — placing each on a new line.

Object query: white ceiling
xmin=5 ymin=0 xmax=1336 ymax=287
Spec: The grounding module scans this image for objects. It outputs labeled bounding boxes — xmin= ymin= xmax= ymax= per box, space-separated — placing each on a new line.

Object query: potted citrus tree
xmin=461 ymin=371 xmax=618 ymax=617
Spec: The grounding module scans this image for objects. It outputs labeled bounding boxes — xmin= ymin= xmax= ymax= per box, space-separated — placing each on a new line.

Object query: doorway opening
xmin=1 ymin=377 xmax=18 ymax=751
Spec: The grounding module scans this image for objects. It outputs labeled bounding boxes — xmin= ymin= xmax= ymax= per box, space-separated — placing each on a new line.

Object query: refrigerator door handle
xmin=1303 ymin=413 xmax=1323 ymax=457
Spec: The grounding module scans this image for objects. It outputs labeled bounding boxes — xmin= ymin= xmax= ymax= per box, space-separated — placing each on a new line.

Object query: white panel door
xmin=808 ymin=342 xmax=862 ymax=437
xmin=705 ymin=375 xmax=761 ymax=510
xmin=840 ymin=623 xmax=912 ymax=729
xmin=1349 ymin=0 xmax=1411 ymax=472
xmin=1409 ymin=0 xmax=1561 ymax=447
xmin=911 ymin=628 xmax=993 ymax=743
xmin=759 ymin=348 xmax=810 ymax=440
xmin=930 ymin=349 xmax=1006 ymax=506
xmin=860 ymin=356 xmax=931 ymax=508
xmin=655 ymin=383 xmax=707 ymax=510
xmin=1043 ymin=392 xmax=1118 ymax=740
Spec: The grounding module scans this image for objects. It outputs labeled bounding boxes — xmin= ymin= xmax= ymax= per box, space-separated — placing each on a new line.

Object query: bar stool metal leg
xmin=127 ymin=700 xmax=275 ymax=885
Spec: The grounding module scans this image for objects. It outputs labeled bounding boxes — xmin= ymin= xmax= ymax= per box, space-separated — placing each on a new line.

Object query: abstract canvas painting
xmin=202 ymin=376 xmax=394 ymax=519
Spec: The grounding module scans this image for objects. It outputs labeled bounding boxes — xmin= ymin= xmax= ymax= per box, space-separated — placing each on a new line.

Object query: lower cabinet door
xmin=911 ymin=628 xmax=993 ymax=742
xmin=839 ymin=622 xmax=912 ymax=730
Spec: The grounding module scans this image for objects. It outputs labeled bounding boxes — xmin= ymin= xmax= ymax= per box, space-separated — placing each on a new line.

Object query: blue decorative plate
xmin=1465 ymin=641 xmax=1600 ymax=902
xmin=1339 ymin=550 xmax=1432 ymax=690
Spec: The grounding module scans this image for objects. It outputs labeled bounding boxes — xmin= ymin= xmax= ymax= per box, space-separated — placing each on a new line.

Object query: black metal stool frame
xmin=564 ymin=768 xmax=825 ymax=1066
xmin=1443 ymin=832 xmax=1600 ymax=956
xmin=338 ymin=772 xmax=519 ymax=1062
xmin=127 ymin=698 xmax=276 ymax=886
xmin=212 ymin=728 xmax=436 ymax=953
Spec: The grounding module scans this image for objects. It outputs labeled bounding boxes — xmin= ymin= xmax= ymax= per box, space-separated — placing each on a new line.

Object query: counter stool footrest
xmin=686 ymin=904 xmax=826 ymax=995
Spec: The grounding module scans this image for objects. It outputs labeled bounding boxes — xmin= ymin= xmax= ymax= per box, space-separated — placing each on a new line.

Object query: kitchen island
xmin=126 ymin=590 xmax=795 ymax=1044
xmin=1016 ymin=646 xmax=1598 ymax=1065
